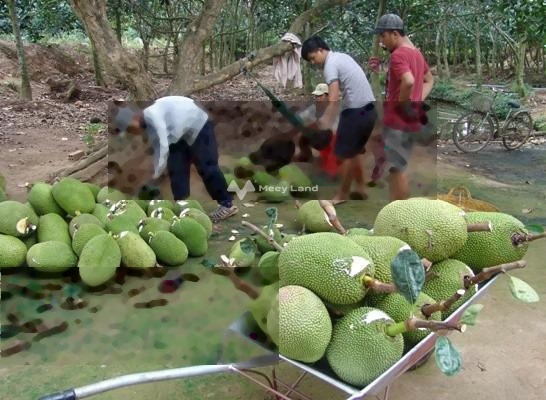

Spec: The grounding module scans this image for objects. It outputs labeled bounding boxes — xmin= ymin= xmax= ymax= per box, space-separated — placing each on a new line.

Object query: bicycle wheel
xmin=502 ymin=111 xmax=533 ymax=150
xmin=452 ymin=111 xmax=495 ymax=153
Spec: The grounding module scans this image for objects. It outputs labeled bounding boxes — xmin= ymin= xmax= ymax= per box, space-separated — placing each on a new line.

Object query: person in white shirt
xmin=108 ymin=96 xmax=238 ymax=222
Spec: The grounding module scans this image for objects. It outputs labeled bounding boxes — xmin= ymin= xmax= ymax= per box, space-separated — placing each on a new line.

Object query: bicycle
xmin=451 ymin=87 xmax=534 ymax=153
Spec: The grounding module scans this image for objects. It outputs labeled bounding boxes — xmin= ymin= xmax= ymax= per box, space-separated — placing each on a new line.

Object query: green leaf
xmin=508 ymin=276 xmax=540 ymax=303
xmin=240 ymin=237 xmax=257 ymax=255
xmin=435 ymin=336 xmax=462 ymax=377
xmin=390 ymin=249 xmax=425 ymax=305
xmin=525 ymin=224 xmax=544 ymax=234
xmin=265 ymin=207 xmax=278 ymax=229
xmin=460 ymin=304 xmax=484 ymax=326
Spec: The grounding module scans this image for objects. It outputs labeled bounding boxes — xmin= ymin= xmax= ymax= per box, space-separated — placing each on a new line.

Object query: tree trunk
xmin=475 ymin=20 xmax=482 ymax=87
xmin=142 ymin=39 xmax=150 ymax=72
xmin=490 ymin=29 xmax=497 ymax=80
xmin=435 ymin=27 xmax=443 ymax=78
xmin=302 ymin=0 xmax=314 ymax=93
xmin=7 ymin=0 xmax=32 ymax=100
xmin=163 ymin=36 xmax=171 ymax=74
xmin=514 ymin=37 xmax=527 ymax=97
xmin=442 ymin=23 xmax=450 ymax=79
xmin=370 ymin=0 xmax=387 ymax=99
xmin=90 ymin=39 xmax=105 ymax=86
xmin=115 ymin=0 xmax=122 ymax=44
xmin=69 ymin=0 xmax=157 ymax=99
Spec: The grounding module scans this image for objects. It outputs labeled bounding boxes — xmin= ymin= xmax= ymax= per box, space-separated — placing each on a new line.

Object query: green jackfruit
xmin=26 ymin=241 xmax=78 ymax=273
xmin=178 ymin=207 xmax=212 ymax=238
xmin=254 ymin=225 xmax=282 ymax=253
xmin=84 ymin=183 xmax=101 ymax=200
xmin=92 ymin=203 xmax=109 ymax=225
xmin=150 ymin=207 xmax=176 ymax=221
xmin=0 ymin=188 xmax=7 ymax=202
xmin=258 ymin=251 xmax=279 ymax=283
xmin=26 ymin=182 xmax=64 ymax=216
xmin=278 ymin=164 xmax=312 ymax=195
xmin=108 ymin=200 xmax=147 ymax=226
xmin=115 ymin=231 xmax=156 ymax=269
xmin=326 ymin=307 xmax=404 ymax=387
xmin=138 ymin=217 xmax=171 ymax=242
xmin=0 ymin=200 xmax=39 ymax=237
xmin=279 ymin=232 xmax=375 ymax=304
xmin=148 ymin=230 xmax=188 ymax=266
xmin=72 ymin=223 xmax=107 ymax=256
xmin=22 ymin=232 xmax=37 ymax=250
xmin=51 ymin=178 xmax=96 ymax=216
xmin=170 ymin=217 xmax=208 ymax=257
xmin=134 ymin=200 xmax=149 ymax=213
xmin=296 ymin=200 xmax=335 ymax=233
xmin=234 ymin=156 xmax=255 ymax=179
xmin=37 ymin=214 xmax=71 ymax=246
xmin=258 ymin=180 xmax=291 ymax=203
xmin=251 ymin=171 xmax=278 ymax=189
xmin=0 ymin=172 xmax=5 ymax=191
xmin=373 ymin=198 xmax=468 ymax=262
xmin=268 ymin=285 xmax=332 ymax=363
xmin=147 ymin=199 xmax=176 ymax=214
xmin=347 ymin=228 xmax=373 ymax=237
xmin=248 ymin=281 xmax=279 ymax=335
xmin=174 ymin=199 xmax=204 ymax=214
xmin=228 ymin=238 xmax=258 ymax=268
xmin=96 ymin=187 xmax=126 ymax=204
xmin=69 ymin=213 xmax=103 ymax=237
xmin=78 ymin=234 xmax=121 ymax=287
xmin=105 ymin=214 xmax=140 ymax=235
xmin=0 ymin=234 xmax=27 ymax=269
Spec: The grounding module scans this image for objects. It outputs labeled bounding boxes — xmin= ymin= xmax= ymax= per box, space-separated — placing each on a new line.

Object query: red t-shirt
xmin=383 ymin=46 xmax=429 ymax=132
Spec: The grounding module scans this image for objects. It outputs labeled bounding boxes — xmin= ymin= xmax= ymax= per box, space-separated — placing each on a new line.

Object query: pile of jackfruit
xmin=233 ymin=198 xmax=541 ymax=388
xmin=0 ymin=177 xmax=212 ymax=287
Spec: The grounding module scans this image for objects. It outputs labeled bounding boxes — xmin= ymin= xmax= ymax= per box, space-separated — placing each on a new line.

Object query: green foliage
xmin=83 ymin=123 xmax=104 ymax=151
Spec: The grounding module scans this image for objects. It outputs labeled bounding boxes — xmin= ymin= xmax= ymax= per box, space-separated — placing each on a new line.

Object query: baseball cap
xmin=373 ymin=14 xmax=404 ymax=34
xmin=312 ymin=83 xmax=329 ymax=96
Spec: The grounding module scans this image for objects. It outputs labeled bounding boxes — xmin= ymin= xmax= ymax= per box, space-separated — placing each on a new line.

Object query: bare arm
xmin=398 ymin=72 xmax=415 ymax=102
xmin=319 ymin=80 xmax=341 ymax=129
xmin=422 ymin=70 xmax=434 ymax=100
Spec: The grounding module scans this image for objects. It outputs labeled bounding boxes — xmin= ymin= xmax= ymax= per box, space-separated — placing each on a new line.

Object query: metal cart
xmin=38 ymin=276 xmax=499 ymax=400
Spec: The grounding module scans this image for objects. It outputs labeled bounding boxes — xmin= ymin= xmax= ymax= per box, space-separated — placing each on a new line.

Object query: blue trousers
xmin=167 ymin=120 xmax=232 ymax=207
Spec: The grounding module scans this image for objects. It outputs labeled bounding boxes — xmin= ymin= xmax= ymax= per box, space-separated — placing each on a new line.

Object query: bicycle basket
xmin=436 ymin=186 xmax=500 ymax=212
xmin=471 ymin=92 xmax=494 ymax=113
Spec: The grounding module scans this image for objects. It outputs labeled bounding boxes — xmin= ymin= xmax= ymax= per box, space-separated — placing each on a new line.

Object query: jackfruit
xmin=150 ymin=207 xmax=176 ymax=221
xmin=0 ymin=234 xmax=27 ymax=269
xmin=170 ymin=217 xmax=208 ymax=257
xmin=0 ymin=188 xmax=7 ymax=202
xmin=105 ymin=214 xmax=140 ymax=235
xmin=147 ymin=199 xmax=176 ymax=214
xmin=26 ymin=241 xmax=78 ymax=273
xmin=138 ymin=217 xmax=171 ymax=242
xmin=248 ymin=281 xmax=279 ymax=335
xmin=0 ymin=200 xmax=39 ymax=237
xmin=96 ymin=187 xmax=126 ymax=204
xmin=228 ymin=238 xmax=258 ymax=267
xmin=254 ymin=225 xmax=282 ymax=253
xmin=234 ymin=156 xmax=255 ymax=179
xmin=280 ymin=233 xmax=297 ymax=247
xmin=92 ymin=203 xmax=110 ymax=225
xmin=452 ymin=211 xmax=534 ymax=272
xmin=72 ymin=223 xmax=107 ymax=256
xmin=134 ymin=199 xmax=149 ymax=213
xmin=0 ymin=172 xmax=5 ymax=191
xmin=115 ymin=231 xmax=157 ymax=269
xmin=69 ymin=213 xmax=103 ymax=237
xmin=108 ymin=200 xmax=147 ymax=226
xmin=373 ymin=198 xmax=468 ymax=262
xmin=255 ymin=180 xmax=290 ymax=203
xmin=422 ymin=259 xmax=477 ymax=319
xmin=37 ymin=214 xmax=71 ymax=246
xmin=268 ymin=285 xmax=332 ymax=363
xmin=179 ymin=207 xmax=212 ymax=238
xmin=295 ymin=200 xmax=335 ymax=233
xmin=22 ymin=232 xmax=37 ymax=249
xmin=148 ymin=230 xmax=188 ymax=266
xmin=326 ymin=307 xmax=404 ymax=387
xmin=51 ymin=178 xmax=96 ymax=216
xmin=84 ymin=183 xmax=101 ymax=200
xmin=78 ymin=234 xmax=121 ymax=287
xmin=279 ymin=232 xmax=375 ymax=304
xmin=278 ymin=164 xmax=312 ymax=195
xmin=26 ymin=182 xmax=64 ymax=216
xmin=258 ymin=251 xmax=279 ymax=283
xmin=346 ymin=228 xmax=373 ymax=237
xmin=174 ymin=199 xmax=204 ymax=214
xmin=251 ymin=171 xmax=278 ymax=189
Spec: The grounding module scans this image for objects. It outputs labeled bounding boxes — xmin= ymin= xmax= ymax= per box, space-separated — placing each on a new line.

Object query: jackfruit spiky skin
xmin=178 ymin=207 xmax=212 ymax=238
xmin=170 ymin=217 xmax=208 ymax=257
xmin=348 ymin=235 xmax=410 ymax=306
xmin=108 ymin=200 xmax=147 ymax=226
xmin=78 ymin=234 xmax=121 ymax=287
xmin=105 ymin=214 xmax=140 ymax=235
xmin=27 ymin=182 xmax=64 ymax=216
xmin=0 ymin=234 xmax=27 ymax=268
xmin=138 ymin=217 xmax=171 ymax=242
xmin=96 ymin=187 xmax=126 ymax=204
xmin=279 ymin=232 xmax=375 ymax=304
xmin=278 ymin=164 xmax=312 ymax=194
xmin=248 ymin=281 xmax=279 ymax=335
xmin=0 ymin=200 xmax=39 ymax=237
xmin=259 ymin=180 xmax=291 ymax=203
xmin=92 ymin=203 xmax=110 ymax=226
xmin=258 ymin=251 xmax=279 ymax=283
xmin=295 ymin=200 xmax=335 ymax=233
xmin=323 ymin=300 xmax=365 ymax=318
xmin=373 ymin=198 xmax=468 ymax=262
xmin=37 ymin=214 xmax=71 ymax=246
xmin=115 ymin=231 xmax=156 ymax=269
xmin=72 ymin=223 xmax=107 ymax=256
xmin=375 ymin=292 xmax=441 ymax=351
xmin=251 ymin=171 xmax=278 ymax=189
xmin=147 ymin=200 xmax=176 ymax=215
xmin=228 ymin=238 xmax=258 ymax=268
xmin=51 ymin=178 xmax=96 ymax=216
xmin=150 ymin=207 xmax=176 ymax=221
xmin=69 ymin=213 xmax=103 ymax=237
xmin=174 ymin=199 xmax=204 ymax=214
xmin=326 ymin=307 xmax=404 ymax=387
xmin=22 ymin=232 xmax=37 ymax=250
xmin=452 ymin=211 xmax=529 ymax=272
xmin=268 ymin=285 xmax=332 ymax=363
xmin=346 ymin=228 xmax=373 ymax=237
xmin=26 ymin=241 xmax=78 ymax=273
xmin=134 ymin=200 xmax=149 ymax=214
xmin=280 ymin=233 xmax=297 ymax=247
xmin=422 ymin=259 xmax=477 ymax=319
xmin=84 ymin=183 xmax=101 ymax=201
xmin=148 ymin=230 xmax=188 ymax=266
xmin=254 ymin=225 xmax=282 ymax=253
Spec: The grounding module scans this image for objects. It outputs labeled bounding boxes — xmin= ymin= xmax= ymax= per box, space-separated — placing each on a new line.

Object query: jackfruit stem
xmin=421 ymin=289 xmax=466 ymax=318
xmin=464 ymin=260 xmax=527 ymax=288
xmin=467 ymin=222 xmax=492 ymax=232
xmin=216 ymin=257 xmax=260 ymax=300
xmin=362 ymin=275 xmax=397 ymax=293
xmin=512 ymin=232 xmax=546 ymax=246
xmin=385 ymin=318 xmax=464 ymax=337
xmin=318 ymin=200 xmax=346 ymax=234
xmin=421 ymin=258 xmax=433 ymax=271
xmin=241 ymin=221 xmax=284 ymax=252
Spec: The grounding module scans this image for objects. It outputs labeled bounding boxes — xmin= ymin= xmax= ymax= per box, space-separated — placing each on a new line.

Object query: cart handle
xmin=38 ymin=389 xmax=76 ymax=400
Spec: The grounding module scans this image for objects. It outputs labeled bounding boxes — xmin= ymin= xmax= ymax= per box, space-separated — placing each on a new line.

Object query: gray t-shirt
xmin=323 ymin=51 xmax=375 ymax=110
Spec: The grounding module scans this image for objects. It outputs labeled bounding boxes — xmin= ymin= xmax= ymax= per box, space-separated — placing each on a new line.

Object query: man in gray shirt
xmin=302 ymin=36 xmax=378 ymax=204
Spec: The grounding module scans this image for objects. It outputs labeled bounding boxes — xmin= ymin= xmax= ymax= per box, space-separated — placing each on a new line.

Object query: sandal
xmin=209 ymin=205 xmax=239 ymax=222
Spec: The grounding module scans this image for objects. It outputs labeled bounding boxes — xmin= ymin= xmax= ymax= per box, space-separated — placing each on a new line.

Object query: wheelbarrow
xmin=38 ymin=275 xmax=500 ymax=400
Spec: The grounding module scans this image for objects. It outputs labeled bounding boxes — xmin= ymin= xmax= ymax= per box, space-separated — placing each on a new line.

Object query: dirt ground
xmin=1 ymin=41 xmax=545 ymax=400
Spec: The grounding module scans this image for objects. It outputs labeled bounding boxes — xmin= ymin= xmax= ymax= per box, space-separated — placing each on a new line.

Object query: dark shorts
xmin=334 ymin=102 xmax=378 ymax=159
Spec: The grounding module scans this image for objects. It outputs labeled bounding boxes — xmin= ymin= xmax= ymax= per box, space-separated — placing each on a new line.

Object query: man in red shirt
xmin=370 ymin=14 xmax=435 ymax=200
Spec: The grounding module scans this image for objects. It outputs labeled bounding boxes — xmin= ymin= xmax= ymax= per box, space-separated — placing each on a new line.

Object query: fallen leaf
xmin=522 ymin=208 xmax=533 ymax=214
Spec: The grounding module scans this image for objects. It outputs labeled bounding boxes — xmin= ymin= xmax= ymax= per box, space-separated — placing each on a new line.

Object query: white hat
xmin=312 ymin=83 xmax=329 ymax=96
